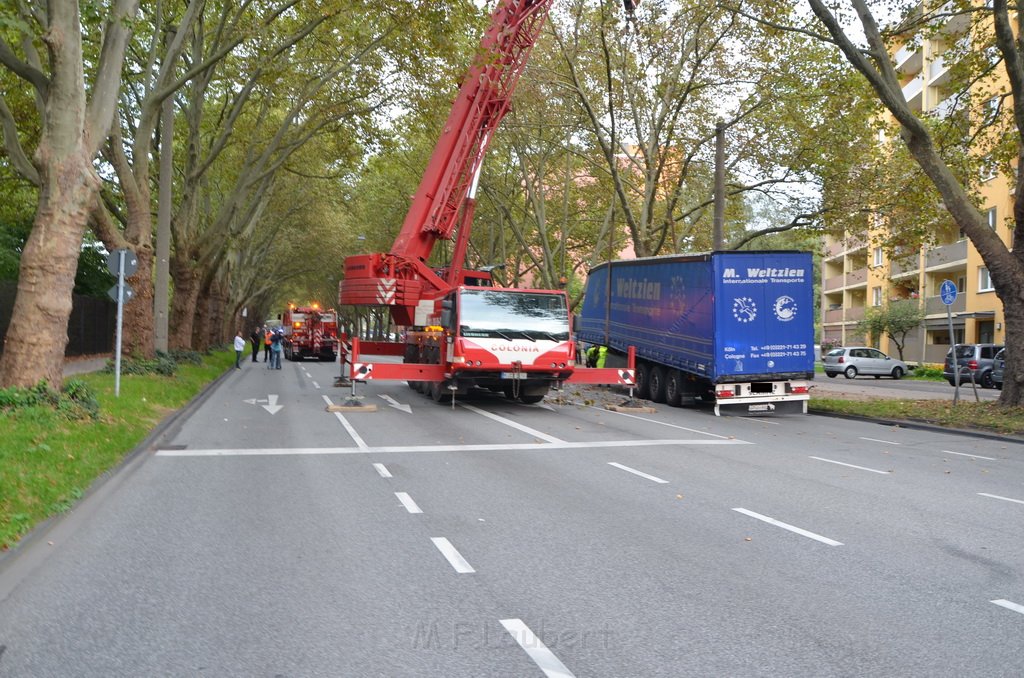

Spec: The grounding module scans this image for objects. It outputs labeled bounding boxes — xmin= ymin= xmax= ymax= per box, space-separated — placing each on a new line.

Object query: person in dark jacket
xmin=249 ymin=327 xmax=261 ymax=362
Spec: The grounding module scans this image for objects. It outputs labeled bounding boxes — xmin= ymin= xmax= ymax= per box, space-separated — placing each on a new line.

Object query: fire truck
xmin=338 ymin=0 xmax=637 ymax=404
xmin=282 ymin=303 xmax=339 ymax=362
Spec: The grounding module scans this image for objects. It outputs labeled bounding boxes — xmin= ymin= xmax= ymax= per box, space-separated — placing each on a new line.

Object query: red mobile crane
xmin=339 ymin=0 xmax=636 ymax=403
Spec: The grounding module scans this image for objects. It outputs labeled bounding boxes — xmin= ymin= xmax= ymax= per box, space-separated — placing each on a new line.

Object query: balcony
xmin=890 ymin=255 xmax=920 ymax=277
xmin=903 ymin=75 xmax=924 ymax=111
xmin=925 ymin=239 xmax=967 ymax=269
xmin=928 ymin=94 xmax=957 ymax=119
xmin=845 ymin=306 xmax=865 ymax=322
xmin=845 ymin=268 xmax=868 ymax=287
xmin=894 ymin=44 xmax=923 ymax=75
xmin=824 ymin=308 xmax=844 ymax=323
xmin=824 ymin=274 xmax=844 ymax=291
xmin=925 ymin=294 xmax=966 ymax=315
xmin=928 ymin=55 xmax=950 ymax=87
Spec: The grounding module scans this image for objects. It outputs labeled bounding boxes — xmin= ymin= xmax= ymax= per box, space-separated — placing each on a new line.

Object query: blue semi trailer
xmin=576 ymin=251 xmax=815 ymax=415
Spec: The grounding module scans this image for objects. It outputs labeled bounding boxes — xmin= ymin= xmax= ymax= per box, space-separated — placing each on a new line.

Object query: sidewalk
xmin=63 ymin=354 xmax=111 ymax=378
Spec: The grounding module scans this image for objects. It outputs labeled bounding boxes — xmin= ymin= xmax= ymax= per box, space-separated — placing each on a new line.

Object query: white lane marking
xmin=373 ymin=463 xmax=393 ymax=478
xmin=733 ymin=508 xmax=843 ymax=546
xmin=744 ymin=417 xmax=780 ymax=425
xmin=992 ymin=599 xmax=1024 ymax=615
xmin=460 ymin=403 xmax=565 ymax=443
xmin=396 ymin=492 xmax=422 ymax=514
xmin=431 ymin=537 xmax=475 ymax=573
xmin=333 ymin=412 xmax=368 ymax=450
xmin=608 ymin=462 xmax=669 ymax=484
xmin=379 ymin=394 xmax=413 ymax=413
xmin=322 ymin=395 xmax=368 ymax=450
xmin=810 ymin=456 xmax=891 ymax=475
xmin=590 ymin=405 xmax=733 ymax=439
xmin=978 ymin=493 xmax=1024 ymax=506
xmin=156 ymin=438 xmax=750 ymax=457
xmin=859 ymin=437 xmax=901 ymax=445
xmin=312 ymin=381 xmax=321 ymax=389
xmin=944 ymin=450 xmax=996 ymax=461
xmin=500 ymin=618 xmax=576 ymax=678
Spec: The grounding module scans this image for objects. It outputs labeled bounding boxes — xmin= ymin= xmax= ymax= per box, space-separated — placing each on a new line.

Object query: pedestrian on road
xmin=233 ymin=331 xmax=246 ymax=369
xmin=263 ymin=328 xmax=272 ymax=362
xmin=249 ymin=327 xmax=261 ymax=362
xmin=269 ymin=328 xmax=284 ymax=369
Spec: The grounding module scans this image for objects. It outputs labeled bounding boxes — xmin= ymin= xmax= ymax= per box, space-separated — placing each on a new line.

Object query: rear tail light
xmin=837 ymin=356 xmax=845 ymax=363
xmin=968 ymin=359 xmax=978 ymax=370
xmin=791 ymin=385 xmax=809 ymax=394
xmin=716 ymin=388 xmax=735 ymax=399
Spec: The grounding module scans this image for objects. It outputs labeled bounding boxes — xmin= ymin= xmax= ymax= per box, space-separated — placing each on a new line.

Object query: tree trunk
xmin=0 ymin=154 xmax=98 ymax=388
xmin=169 ymin=250 xmax=201 ymax=350
xmin=192 ymin=277 xmax=215 ymax=351
xmin=207 ymin=278 xmax=231 ymax=348
xmin=120 ymin=244 xmax=155 ymax=357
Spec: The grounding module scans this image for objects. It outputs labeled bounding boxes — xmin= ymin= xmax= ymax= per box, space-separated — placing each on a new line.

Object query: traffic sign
xmin=939 ymin=279 xmax=958 ymax=306
xmin=107 ymin=283 xmax=134 ymax=303
xmin=106 ymin=248 xmax=138 ymax=277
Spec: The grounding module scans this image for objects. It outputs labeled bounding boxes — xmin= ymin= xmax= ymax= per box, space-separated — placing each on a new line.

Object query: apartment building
xmin=821 ymin=6 xmax=1008 ymax=365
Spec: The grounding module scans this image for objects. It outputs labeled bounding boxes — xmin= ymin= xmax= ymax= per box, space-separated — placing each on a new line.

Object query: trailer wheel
xmin=648 ymin=365 xmax=667 ymax=403
xmin=635 ymin=363 xmax=651 ymax=400
xmin=665 ymin=370 xmax=683 ymax=407
xmin=430 ymin=380 xmax=453 ymax=403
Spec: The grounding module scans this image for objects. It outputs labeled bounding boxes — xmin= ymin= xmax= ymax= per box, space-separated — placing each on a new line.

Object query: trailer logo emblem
xmin=773 ymin=295 xmax=797 ymax=321
xmin=732 ymin=297 xmax=757 ymax=323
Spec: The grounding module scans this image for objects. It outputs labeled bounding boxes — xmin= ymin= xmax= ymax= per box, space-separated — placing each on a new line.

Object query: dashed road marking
xmin=733 ymin=508 xmax=843 ymax=546
xmin=608 ymin=462 xmax=669 ymax=484
xmin=431 ymin=537 xmax=475 ymax=573
xmin=810 ymin=456 xmax=890 ymax=475
xmin=500 ymin=618 xmax=575 ymax=678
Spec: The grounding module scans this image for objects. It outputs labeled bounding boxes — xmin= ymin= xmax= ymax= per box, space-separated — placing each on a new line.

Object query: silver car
xmin=823 ymin=346 xmax=909 ymax=379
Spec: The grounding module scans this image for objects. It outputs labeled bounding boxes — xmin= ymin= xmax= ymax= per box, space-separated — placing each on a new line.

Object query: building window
xmin=980 ymin=155 xmax=997 ymax=182
xmin=873 ymin=247 xmax=883 ymax=267
xmin=985 ymin=96 xmax=1000 ymax=122
xmin=979 ymin=267 xmax=994 ymax=292
xmin=988 ymin=206 xmax=997 ymax=229
xmin=872 ymin=286 xmax=883 ymax=306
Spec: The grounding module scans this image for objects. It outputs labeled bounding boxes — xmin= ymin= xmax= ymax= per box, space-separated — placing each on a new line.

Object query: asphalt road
xmin=1 ymin=358 xmax=1022 ymax=676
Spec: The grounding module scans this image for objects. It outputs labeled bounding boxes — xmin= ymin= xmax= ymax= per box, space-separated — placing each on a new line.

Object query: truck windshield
xmin=458 ymin=289 xmax=569 ymax=341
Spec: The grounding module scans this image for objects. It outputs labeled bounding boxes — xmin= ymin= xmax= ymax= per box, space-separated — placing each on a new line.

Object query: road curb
xmin=808 ymin=407 xmax=1024 ymax=445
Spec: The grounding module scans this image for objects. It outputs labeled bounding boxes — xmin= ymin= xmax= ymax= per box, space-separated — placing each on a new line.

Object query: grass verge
xmin=809 ymin=398 xmax=1024 ymax=436
xmin=0 ymin=350 xmax=233 ymax=551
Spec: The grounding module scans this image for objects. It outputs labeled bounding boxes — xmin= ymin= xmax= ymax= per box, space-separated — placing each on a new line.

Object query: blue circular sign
xmin=940 ymin=279 xmax=958 ymax=305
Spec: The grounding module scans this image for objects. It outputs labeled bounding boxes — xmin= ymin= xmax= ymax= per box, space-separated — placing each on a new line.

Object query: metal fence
xmin=0 ymin=281 xmax=115 ymax=357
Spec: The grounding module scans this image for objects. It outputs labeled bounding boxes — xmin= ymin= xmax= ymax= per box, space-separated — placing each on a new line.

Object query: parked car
xmin=823 ymin=347 xmax=909 ymax=379
xmin=943 ymin=343 xmax=1004 ymax=388
xmin=992 ymin=348 xmax=1006 ymax=390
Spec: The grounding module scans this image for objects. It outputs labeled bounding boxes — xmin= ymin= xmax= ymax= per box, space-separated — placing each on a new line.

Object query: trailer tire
xmin=635 ymin=363 xmax=651 ymax=400
xmin=665 ymin=370 xmax=684 ymax=407
xmin=648 ymin=365 xmax=667 ymax=403
xmin=430 ymin=381 xmax=452 ymax=403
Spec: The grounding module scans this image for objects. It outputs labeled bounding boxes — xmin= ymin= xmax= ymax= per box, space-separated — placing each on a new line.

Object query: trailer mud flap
xmin=714 ymin=398 xmax=808 ymax=416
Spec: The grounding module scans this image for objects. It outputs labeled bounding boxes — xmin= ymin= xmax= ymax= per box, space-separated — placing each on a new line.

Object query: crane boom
xmin=340 ymin=0 xmax=556 ymax=325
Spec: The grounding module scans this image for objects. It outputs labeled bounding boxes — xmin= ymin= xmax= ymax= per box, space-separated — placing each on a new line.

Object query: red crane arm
xmin=340 ymin=1 xmax=634 ymax=325
xmin=392 ymin=0 xmax=555 ymax=262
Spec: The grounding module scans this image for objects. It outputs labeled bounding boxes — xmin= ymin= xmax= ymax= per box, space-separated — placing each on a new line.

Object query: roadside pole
xmin=107 ymin=248 xmax=137 ymax=397
xmin=940 ymin=279 xmax=958 ymax=405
